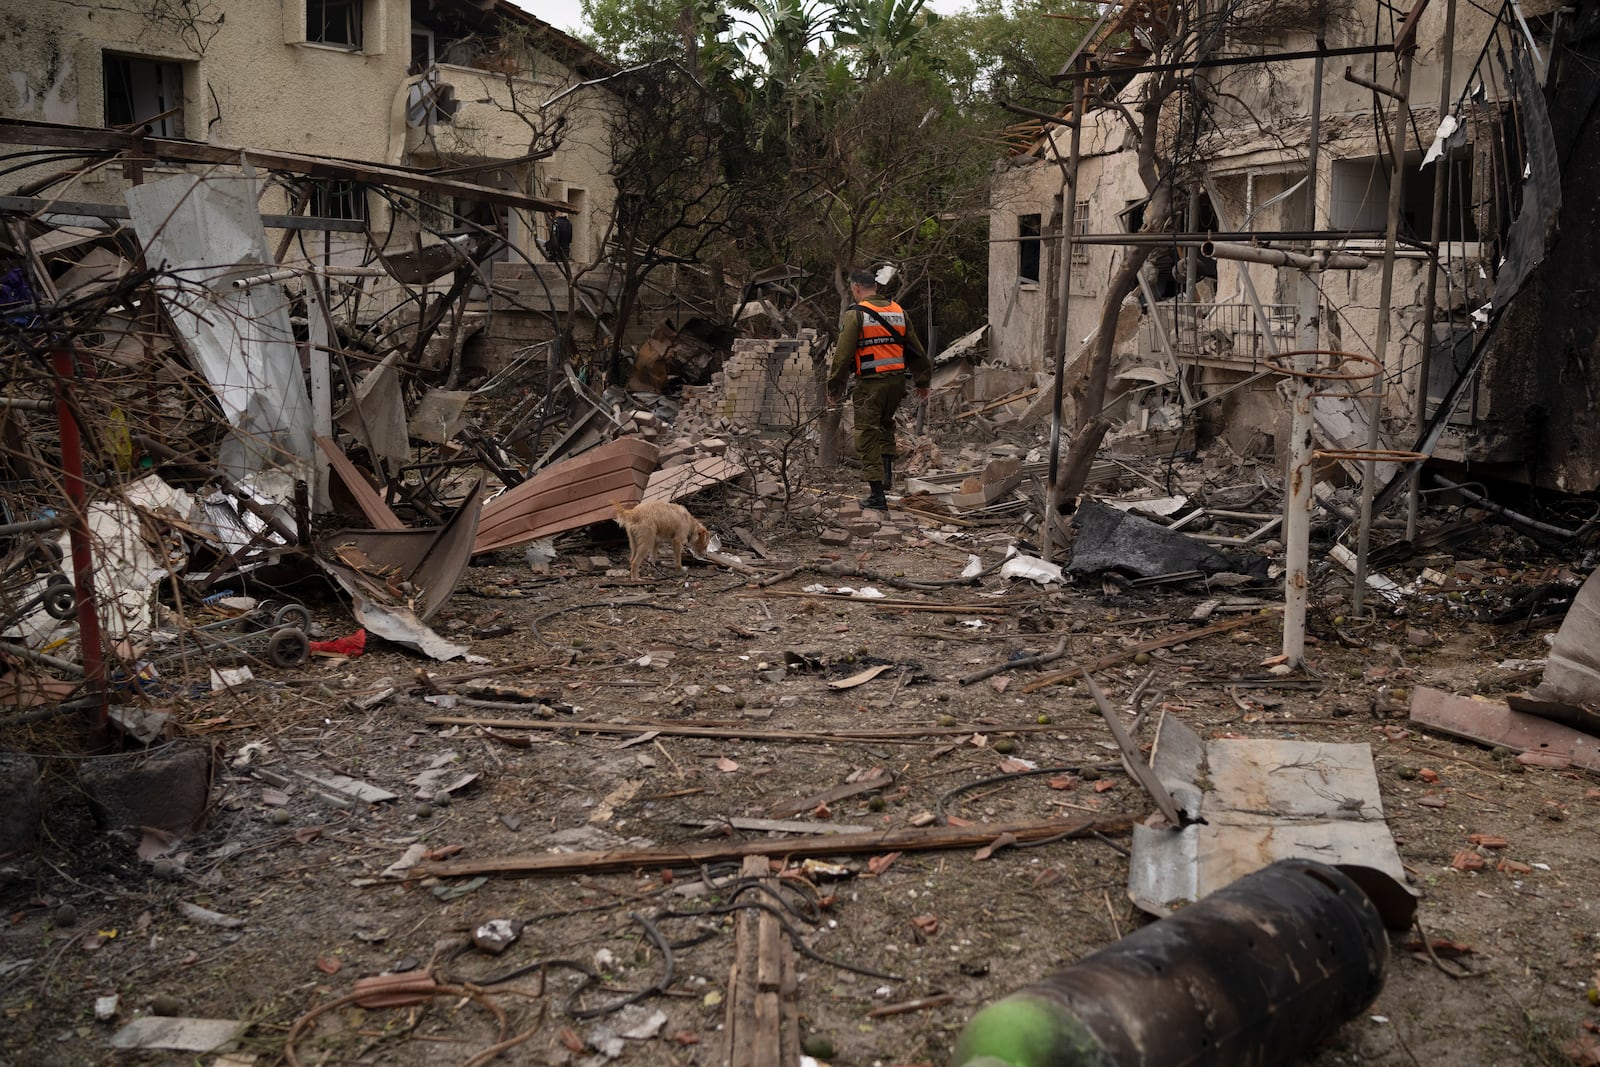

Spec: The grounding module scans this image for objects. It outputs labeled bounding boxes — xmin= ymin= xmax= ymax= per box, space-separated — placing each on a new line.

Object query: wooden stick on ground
xmin=420 ymin=716 xmax=1086 ymax=746
xmin=959 ymin=635 xmax=1069 ymax=686
xmin=415 ymin=814 xmax=1134 ymax=878
xmin=1020 ymin=610 xmax=1281 ymax=693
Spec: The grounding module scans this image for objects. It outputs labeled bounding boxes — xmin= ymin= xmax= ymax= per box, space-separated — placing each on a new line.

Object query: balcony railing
xmin=1140 ymin=300 xmax=1297 ymax=370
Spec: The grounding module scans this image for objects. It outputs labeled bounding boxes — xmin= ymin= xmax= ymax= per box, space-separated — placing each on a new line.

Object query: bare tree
xmin=1050 ymin=0 xmax=1332 ymax=509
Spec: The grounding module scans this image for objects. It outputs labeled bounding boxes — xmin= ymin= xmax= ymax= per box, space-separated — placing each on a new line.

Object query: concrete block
xmin=77 ymin=741 xmax=212 ymax=835
xmin=0 ymin=753 xmax=42 ymax=854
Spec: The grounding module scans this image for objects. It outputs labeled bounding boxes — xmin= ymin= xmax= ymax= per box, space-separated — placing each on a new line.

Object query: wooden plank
xmin=421 ymin=715 xmax=1077 ymax=746
xmin=317 ymin=436 xmax=404 ymax=530
xmin=725 ymin=855 xmax=767 ymax=1067
xmin=0 ymin=194 xmax=364 ymax=232
xmin=751 ymin=992 xmax=781 ymax=1065
xmin=415 ymin=814 xmax=1133 ymax=877
xmin=0 ymin=118 xmax=566 ymax=211
xmin=473 ymin=437 xmax=657 ymax=553
xmin=756 ymin=910 xmax=782 ymax=992
xmin=685 ymin=817 xmax=878 ymax=835
xmin=1409 ymin=686 xmax=1600 ymax=771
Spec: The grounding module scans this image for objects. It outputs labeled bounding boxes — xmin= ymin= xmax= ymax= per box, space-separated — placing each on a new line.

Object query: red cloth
xmin=309 ymin=629 xmax=367 ymax=656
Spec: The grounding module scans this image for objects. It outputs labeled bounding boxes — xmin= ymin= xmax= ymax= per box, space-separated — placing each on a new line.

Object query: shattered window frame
xmin=1018 ymin=212 xmax=1042 ymax=286
xmin=1072 ymin=199 xmax=1091 ymax=265
xmin=102 ymin=53 xmax=187 ymax=138
xmin=1329 ymin=152 xmax=1478 ymax=242
xmin=307 ymin=0 xmax=364 ymax=50
xmin=309 ymin=179 xmax=370 ymax=222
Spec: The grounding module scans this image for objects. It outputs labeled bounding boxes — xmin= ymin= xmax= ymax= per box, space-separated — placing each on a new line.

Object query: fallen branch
xmin=1020 ymin=610 xmax=1281 ymax=693
xmin=866 ymin=993 xmax=956 ymax=1018
xmin=416 ymin=814 xmax=1134 ymax=878
xmin=959 ymin=636 xmax=1069 ymax=686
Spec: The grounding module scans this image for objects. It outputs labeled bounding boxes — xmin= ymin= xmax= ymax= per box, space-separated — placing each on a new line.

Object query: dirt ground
xmin=2 ymin=449 xmax=1599 ymax=1067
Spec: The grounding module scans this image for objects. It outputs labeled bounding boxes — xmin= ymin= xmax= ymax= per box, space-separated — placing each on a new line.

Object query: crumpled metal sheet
xmin=1128 ymin=714 xmax=1415 ymax=929
xmin=125 ymin=172 xmax=313 ymax=481
xmin=321 ymin=478 xmax=484 ymax=623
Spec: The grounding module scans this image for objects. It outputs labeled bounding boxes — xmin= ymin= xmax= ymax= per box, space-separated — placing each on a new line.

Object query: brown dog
xmin=612 ymin=500 xmax=711 ymax=579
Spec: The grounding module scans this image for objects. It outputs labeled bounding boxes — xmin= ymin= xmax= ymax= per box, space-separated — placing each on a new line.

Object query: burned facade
xmin=988 ymin=0 xmax=1583 ymax=492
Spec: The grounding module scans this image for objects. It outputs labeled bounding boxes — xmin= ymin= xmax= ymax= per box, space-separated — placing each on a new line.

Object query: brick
xmin=819 ymin=528 xmax=853 ymax=547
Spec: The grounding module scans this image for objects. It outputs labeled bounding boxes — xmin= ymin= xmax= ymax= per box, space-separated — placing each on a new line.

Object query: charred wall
xmin=1521 ymin=7 xmax=1600 ymax=492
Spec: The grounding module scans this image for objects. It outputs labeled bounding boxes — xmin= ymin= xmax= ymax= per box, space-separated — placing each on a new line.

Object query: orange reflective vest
xmin=851 ymin=300 xmax=908 ymax=376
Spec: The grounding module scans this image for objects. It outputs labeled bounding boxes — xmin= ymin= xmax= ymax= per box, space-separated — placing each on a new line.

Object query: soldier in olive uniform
xmin=827 ymin=268 xmax=932 ymax=510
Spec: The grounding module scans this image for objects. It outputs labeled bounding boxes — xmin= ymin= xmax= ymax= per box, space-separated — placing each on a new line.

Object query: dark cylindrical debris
xmin=953 ymin=860 xmax=1389 ymax=1067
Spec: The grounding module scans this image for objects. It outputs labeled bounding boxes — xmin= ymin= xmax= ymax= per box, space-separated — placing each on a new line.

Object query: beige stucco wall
xmin=987 ymin=0 xmax=1507 ymax=445
xmin=1 ymin=0 xmax=619 ymax=269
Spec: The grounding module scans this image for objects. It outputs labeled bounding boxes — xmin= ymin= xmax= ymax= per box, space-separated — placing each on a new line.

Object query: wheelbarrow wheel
xmin=267 ymin=627 xmax=310 ymax=668
xmin=44 ymin=578 xmax=77 ymax=620
xmin=272 ymin=603 xmax=312 ymax=631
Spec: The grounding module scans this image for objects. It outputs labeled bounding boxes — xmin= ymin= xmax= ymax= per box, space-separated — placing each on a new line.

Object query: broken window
xmin=309 ymin=180 xmax=368 ymax=222
xmin=1072 ymin=200 xmax=1090 ymax=264
xmin=411 ymin=28 xmax=435 ymax=74
xmin=103 ymin=54 xmax=185 ymax=137
xmin=1018 ymin=213 xmax=1041 ymax=285
xmin=1330 ymin=154 xmax=1477 ymax=241
xmin=307 ymin=0 xmax=363 ymax=49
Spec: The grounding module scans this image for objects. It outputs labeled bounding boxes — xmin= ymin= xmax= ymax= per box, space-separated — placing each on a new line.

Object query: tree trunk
xmin=1053 ymin=248 xmax=1153 ymax=509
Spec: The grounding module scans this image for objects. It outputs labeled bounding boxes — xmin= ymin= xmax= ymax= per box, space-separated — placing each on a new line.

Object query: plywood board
xmin=473 ymin=437 xmax=657 ymax=554
xmin=1410 ymin=685 xmax=1600 ymax=771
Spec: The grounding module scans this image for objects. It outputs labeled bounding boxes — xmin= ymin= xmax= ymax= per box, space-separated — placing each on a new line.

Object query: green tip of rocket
xmin=951 ymin=992 xmax=1104 ymax=1067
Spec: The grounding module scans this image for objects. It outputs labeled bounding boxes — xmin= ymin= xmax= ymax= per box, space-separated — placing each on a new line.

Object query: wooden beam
xmin=0 ymin=194 xmax=365 ymax=232
xmin=415 ymin=814 xmax=1134 ymax=877
xmin=420 ymin=715 xmax=1083 ymax=745
xmin=0 ymin=119 xmax=567 ymax=212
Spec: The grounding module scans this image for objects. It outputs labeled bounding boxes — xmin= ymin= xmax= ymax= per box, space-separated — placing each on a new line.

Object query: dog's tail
xmin=611 ymin=499 xmax=637 ymax=523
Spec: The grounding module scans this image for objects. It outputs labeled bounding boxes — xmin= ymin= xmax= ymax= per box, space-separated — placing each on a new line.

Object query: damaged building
xmin=1 ymin=0 xmax=626 ymax=359
xmin=986 ymin=0 xmax=1592 ymax=492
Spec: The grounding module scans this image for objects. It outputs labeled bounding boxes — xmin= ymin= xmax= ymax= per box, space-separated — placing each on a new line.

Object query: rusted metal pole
xmin=1041 ymin=69 xmax=1085 ymax=561
xmin=1282 ymin=32 xmax=1328 ymax=668
xmin=1353 ymin=47 xmax=1416 ymax=615
xmin=51 ymin=348 xmax=109 ymax=726
xmin=1408 ymin=0 xmax=1457 ymax=539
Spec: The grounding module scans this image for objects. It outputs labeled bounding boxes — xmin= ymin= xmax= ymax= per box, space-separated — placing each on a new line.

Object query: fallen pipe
xmin=1203 ymin=240 xmax=1369 ymax=272
xmin=953 ymin=859 xmax=1388 ymax=1067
